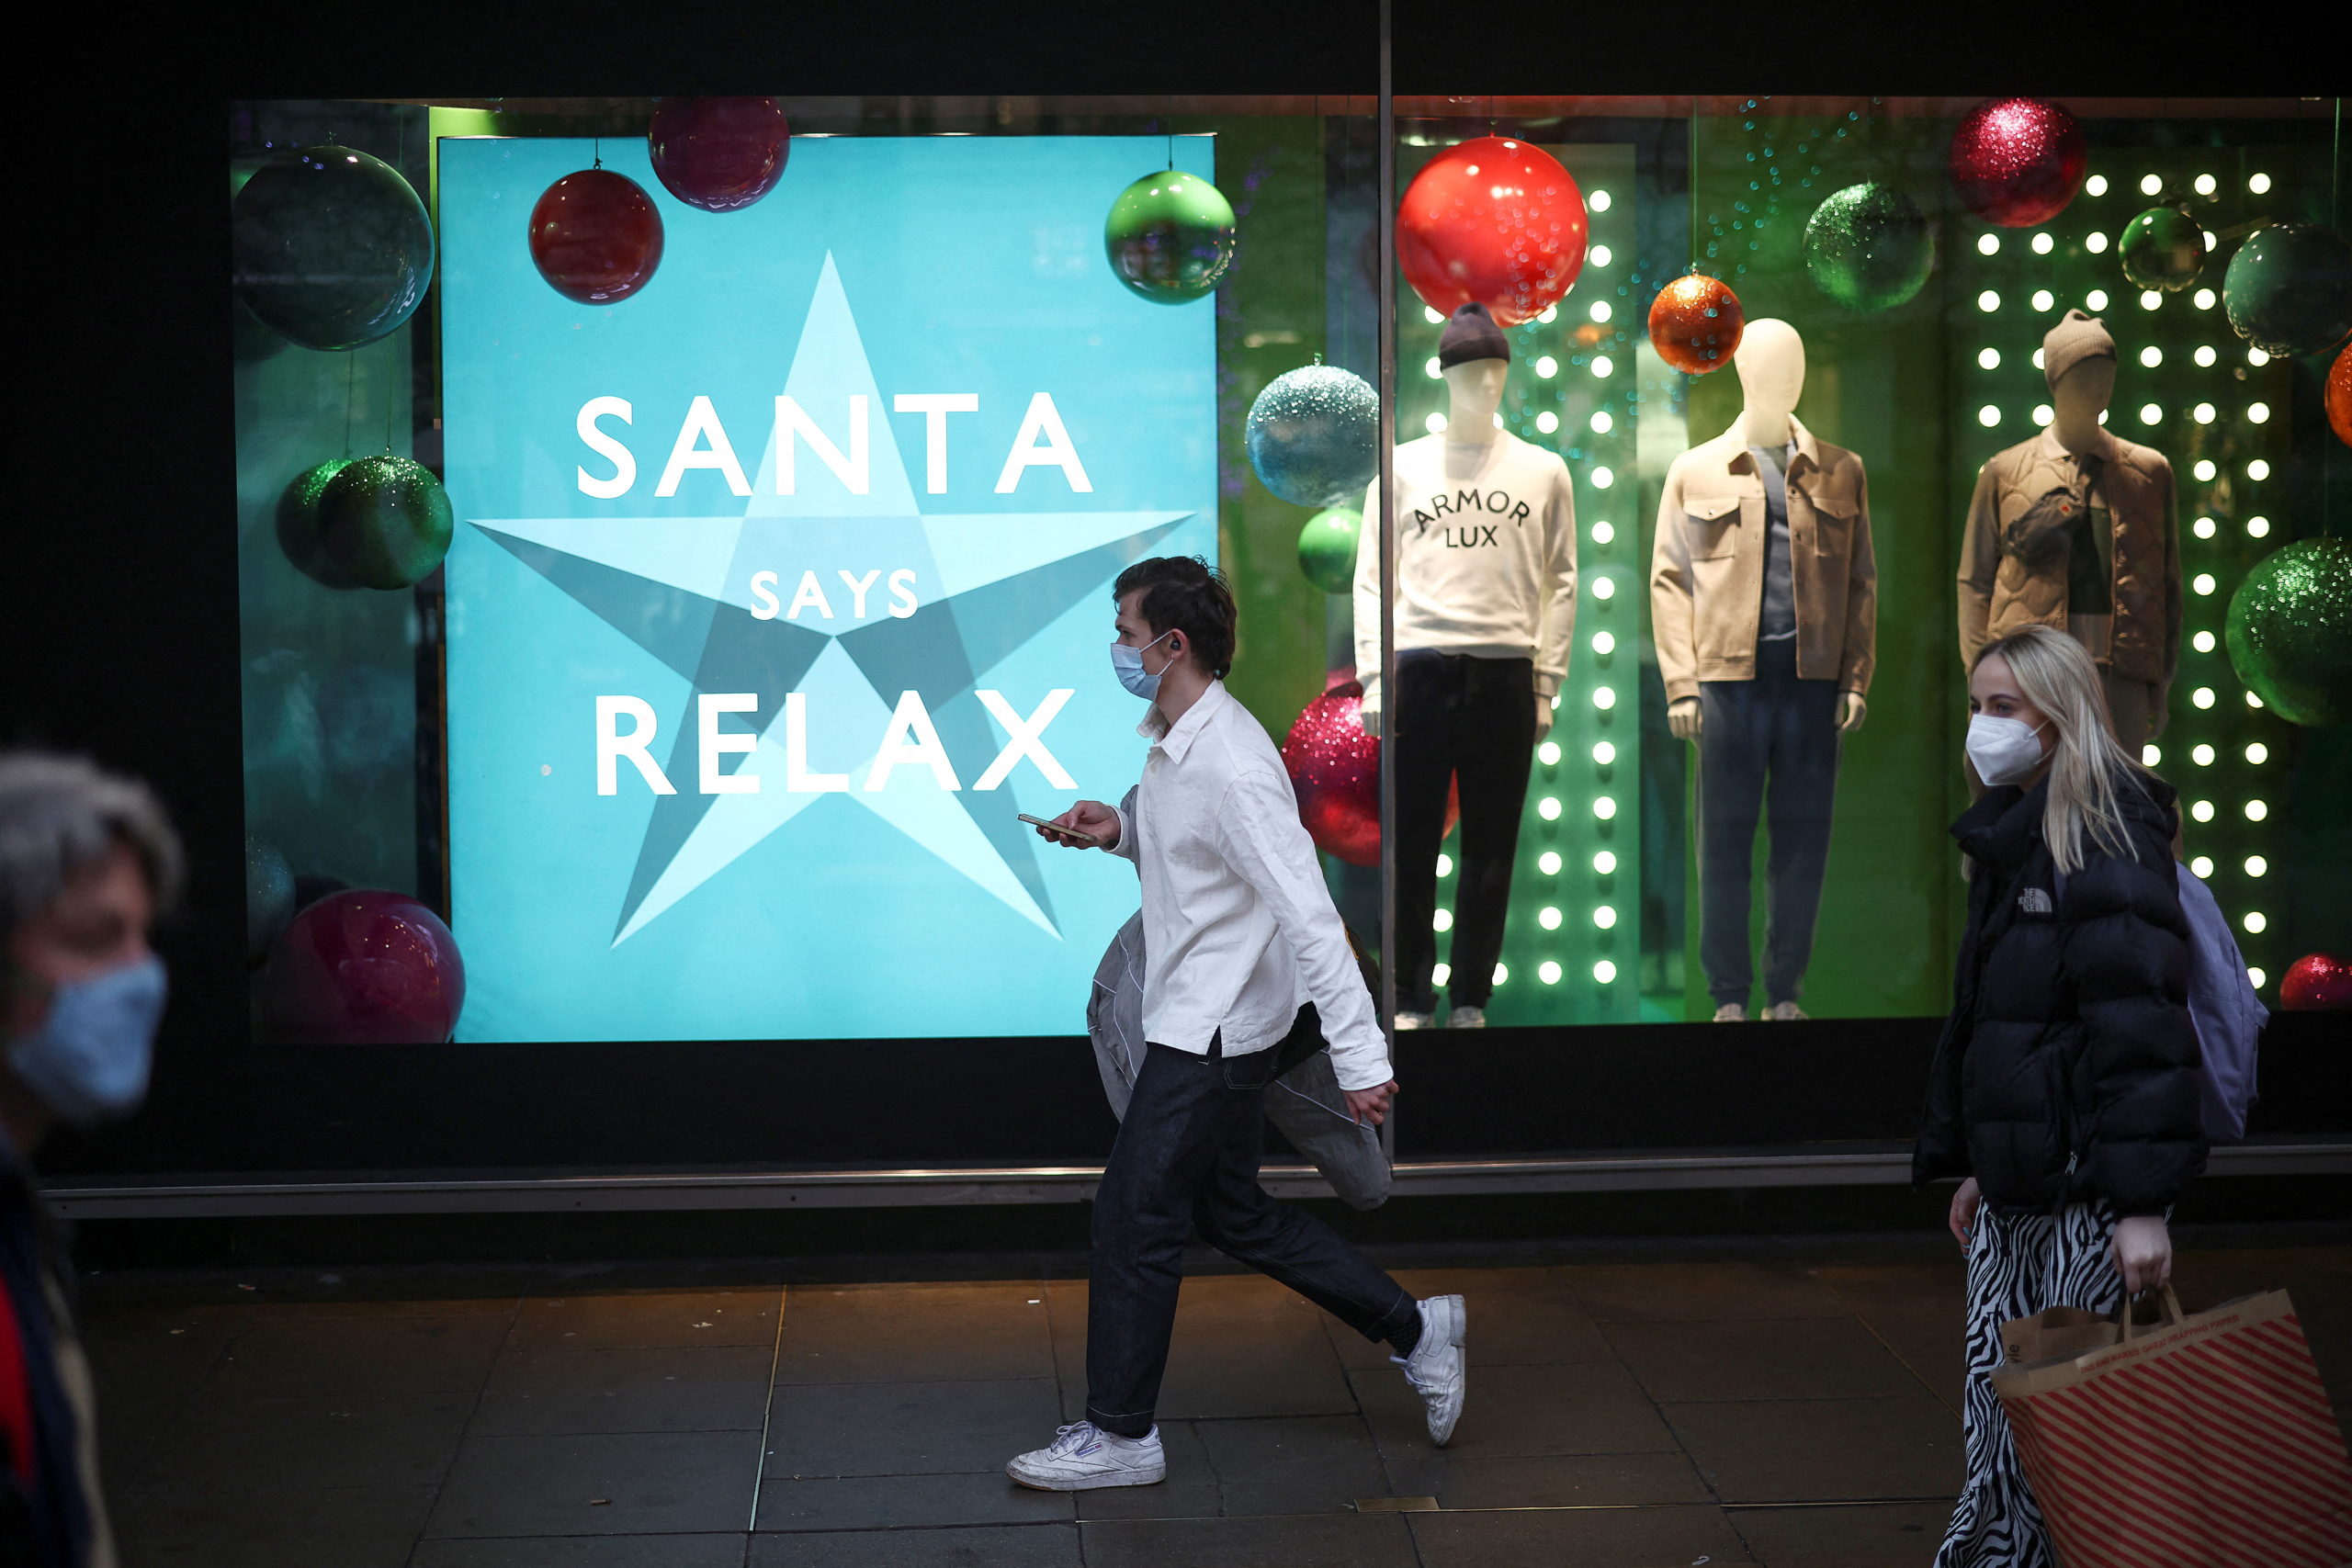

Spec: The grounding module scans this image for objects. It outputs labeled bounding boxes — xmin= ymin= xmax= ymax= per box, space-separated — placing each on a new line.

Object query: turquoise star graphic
xmin=466 ymin=254 xmax=1191 ymax=945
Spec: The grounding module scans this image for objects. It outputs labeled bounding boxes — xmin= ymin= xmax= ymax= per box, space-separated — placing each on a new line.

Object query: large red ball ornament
xmin=1282 ymin=680 xmax=1457 ymax=867
xmin=1396 ymin=137 xmax=1589 ymax=327
xmin=259 ymin=889 xmax=467 ymax=1043
xmin=2279 ymin=953 xmax=2352 ymax=1011
xmin=1949 ymin=97 xmax=2086 ymax=229
xmin=1648 ymin=273 xmax=1746 ymax=375
xmin=2326 ymin=341 xmax=2352 ymax=449
xmin=528 ymin=169 xmax=665 ymax=304
xmin=648 ymin=96 xmax=790 ymax=212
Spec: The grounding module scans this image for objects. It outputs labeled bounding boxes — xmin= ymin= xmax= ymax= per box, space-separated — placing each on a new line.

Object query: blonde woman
xmin=1914 ymin=624 xmax=2205 ymax=1568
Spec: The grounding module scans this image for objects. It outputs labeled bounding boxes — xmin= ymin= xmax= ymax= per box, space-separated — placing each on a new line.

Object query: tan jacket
xmin=1650 ymin=416 xmax=1877 ymax=704
xmin=1957 ymin=426 xmax=2178 ymax=685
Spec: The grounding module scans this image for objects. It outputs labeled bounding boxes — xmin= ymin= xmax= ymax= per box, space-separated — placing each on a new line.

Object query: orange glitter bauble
xmin=2328 ymin=341 xmax=2352 ymax=450
xmin=1648 ymin=273 xmax=1746 ymax=375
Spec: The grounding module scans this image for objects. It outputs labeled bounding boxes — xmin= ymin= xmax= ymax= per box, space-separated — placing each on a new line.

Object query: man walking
xmin=1008 ymin=556 xmax=1465 ymax=1491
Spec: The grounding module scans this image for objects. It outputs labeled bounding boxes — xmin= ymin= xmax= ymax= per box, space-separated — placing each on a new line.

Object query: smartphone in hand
xmin=1017 ymin=813 xmax=1101 ymax=847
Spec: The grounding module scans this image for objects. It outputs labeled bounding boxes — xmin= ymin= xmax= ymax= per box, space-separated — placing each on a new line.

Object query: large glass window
xmin=228 ymin=91 xmax=2349 ymax=1061
xmin=1368 ymin=96 xmax=2348 ymax=1027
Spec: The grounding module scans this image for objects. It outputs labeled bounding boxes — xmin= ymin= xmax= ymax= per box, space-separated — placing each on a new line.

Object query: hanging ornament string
xmin=1166 ymin=93 xmax=1175 ymax=172
xmin=383 ymin=344 xmax=395 ymax=456
xmin=1693 ymin=96 xmax=1712 ymax=272
xmin=344 ymin=353 xmax=356 ymax=457
xmin=594 ymin=135 xmax=603 ymax=172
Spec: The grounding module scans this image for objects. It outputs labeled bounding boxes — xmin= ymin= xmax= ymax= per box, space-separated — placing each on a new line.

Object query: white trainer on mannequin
xmin=1648 ymin=316 xmax=1878 ymax=1025
xmin=1352 ymin=301 xmax=1577 ymax=1032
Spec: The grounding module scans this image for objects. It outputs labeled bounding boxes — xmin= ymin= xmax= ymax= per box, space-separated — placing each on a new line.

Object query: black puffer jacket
xmin=1914 ymin=772 xmax=2205 ymax=1216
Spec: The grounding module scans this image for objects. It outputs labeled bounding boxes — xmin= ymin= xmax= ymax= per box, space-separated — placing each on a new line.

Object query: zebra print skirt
xmin=1935 ymin=1200 xmax=2120 ymax=1568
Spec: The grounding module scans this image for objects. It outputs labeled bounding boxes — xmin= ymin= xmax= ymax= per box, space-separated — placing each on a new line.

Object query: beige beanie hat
xmin=2043 ymin=309 xmax=2116 ymax=389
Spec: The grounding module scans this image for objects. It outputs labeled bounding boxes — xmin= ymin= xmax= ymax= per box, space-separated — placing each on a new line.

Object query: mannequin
xmin=1650 ymin=318 xmax=1877 ymax=1023
xmin=1958 ymin=310 xmax=2178 ymax=745
xmin=1353 ymin=302 xmax=1577 ymax=1030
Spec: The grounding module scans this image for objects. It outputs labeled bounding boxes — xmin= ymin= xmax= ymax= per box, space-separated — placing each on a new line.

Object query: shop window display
xmin=231 ymin=96 xmax=1381 ymax=1045
xmin=1372 ymin=96 xmax=2347 ymax=1028
xmin=227 ymin=93 xmax=2347 ymax=1055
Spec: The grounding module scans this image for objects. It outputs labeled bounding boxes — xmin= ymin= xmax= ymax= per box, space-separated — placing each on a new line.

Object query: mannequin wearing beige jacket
xmin=1650 ymin=321 xmax=1875 ymax=1022
xmin=1957 ymin=310 xmax=2179 ymax=744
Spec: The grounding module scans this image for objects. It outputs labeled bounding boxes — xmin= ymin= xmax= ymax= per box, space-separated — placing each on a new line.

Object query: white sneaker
xmin=1006 ymin=1422 xmax=1166 ymax=1491
xmin=1447 ymin=1006 xmax=1486 ymax=1029
xmin=1762 ymin=1000 xmax=1808 ymax=1021
xmin=1392 ymin=1294 xmax=1467 ymax=1446
xmin=1395 ymin=1010 xmax=1433 ymax=1031
xmin=1712 ymin=1002 xmax=1747 ymax=1022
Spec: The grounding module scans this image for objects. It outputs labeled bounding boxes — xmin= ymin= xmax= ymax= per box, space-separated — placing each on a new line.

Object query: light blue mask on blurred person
xmin=6 ymin=955 xmax=166 ymax=1126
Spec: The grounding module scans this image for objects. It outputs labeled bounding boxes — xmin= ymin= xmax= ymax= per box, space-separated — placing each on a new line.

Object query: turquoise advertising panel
xmin=440 ymin=135 xmax=1217 ymax=1042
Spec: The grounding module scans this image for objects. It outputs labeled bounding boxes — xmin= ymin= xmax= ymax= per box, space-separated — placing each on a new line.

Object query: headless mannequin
xmin=1668 ymin=321 xmax=1867 ymax=739
xmin=2049 ymin=355 xmax=2117 ymax=458
xmin=1361 ymin=357 xmax=1553 ymax=742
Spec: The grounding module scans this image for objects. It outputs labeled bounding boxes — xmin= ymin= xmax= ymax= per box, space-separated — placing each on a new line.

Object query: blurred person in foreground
xmin=2 ymin=753 xmax=180 ymax=1567
xmin=1004 ymin=557 xmax=1465 ymax=1492
xmin=1914 ymin=626 xmax=2203 ymax=1568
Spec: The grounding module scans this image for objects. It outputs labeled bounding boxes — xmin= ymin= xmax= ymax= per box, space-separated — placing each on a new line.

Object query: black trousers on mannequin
xmin=1394 ymin=649 xmax=1537 ymax=1015
xmin=1695 ymin=638 xmax=1841 ymax=1009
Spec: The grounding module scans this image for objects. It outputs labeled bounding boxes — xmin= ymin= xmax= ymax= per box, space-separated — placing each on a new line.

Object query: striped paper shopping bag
xmin=1992 ymin=1287 xmax=2352 ymax=1568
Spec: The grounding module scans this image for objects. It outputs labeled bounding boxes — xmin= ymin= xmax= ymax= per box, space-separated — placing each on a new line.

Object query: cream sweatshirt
xmin=1352 ymin=430 xmax=1578 ymax=708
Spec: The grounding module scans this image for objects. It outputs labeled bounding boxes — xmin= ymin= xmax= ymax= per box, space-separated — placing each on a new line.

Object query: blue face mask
xmin=6 ymin=955 xmax=166 ymax=1126
xmin=1109 ymin=629 xmax=1177 ymax=701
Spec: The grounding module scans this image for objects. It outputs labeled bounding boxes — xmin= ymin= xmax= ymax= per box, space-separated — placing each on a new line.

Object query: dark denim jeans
xmin=1083 ymin=1007 xmax=1418 ymax=1438
xmin=1696 ymin=637 xmax=1842 ymax=1008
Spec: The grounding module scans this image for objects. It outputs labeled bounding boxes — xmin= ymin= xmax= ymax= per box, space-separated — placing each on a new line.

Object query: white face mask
xmin=1967 ymin=713 xmax=2049 ymax=786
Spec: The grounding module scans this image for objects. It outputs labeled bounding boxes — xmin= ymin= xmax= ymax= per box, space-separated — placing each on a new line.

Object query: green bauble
xmin=276 ymin=458 xmax=359 ymax=589
xmin=2223 ymin=222 xmax=2352 ymax=357
xmin=2225 ymin=537 xmax=2352 ymax=726
xmin=1297 ymin=506 xmax=1362 ymax=594
xmin=1802 ymin=183 xmax=1933 ymax=313
xmin=2118 ymin=207 xmax=2208 ymax=291
xmin=1103 ymin=169 xmax=1237 ymax=303
xmin=318 ymin=455 xmax=454 ymax=590
xmin=232 ymin=145 xmax=435 ymax=351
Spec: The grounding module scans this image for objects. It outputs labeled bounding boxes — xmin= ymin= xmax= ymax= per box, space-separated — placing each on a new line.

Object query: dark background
xmin=13 ymin=1 xmax=2346 ymax=1186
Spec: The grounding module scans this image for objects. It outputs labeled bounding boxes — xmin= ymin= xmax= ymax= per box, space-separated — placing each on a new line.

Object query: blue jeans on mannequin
xmin=1696 ymin=637 xmax=1842 ymax=1010
xmin=1083 ymin=1007 xmax=1419 ymax=1438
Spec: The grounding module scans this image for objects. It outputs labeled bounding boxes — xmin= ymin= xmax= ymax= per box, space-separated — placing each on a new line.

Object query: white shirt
xmin=1107 ymin=681 xmax=1391 ymax=1092
xmin=1353 ymin=430 xmax=1578 ymax=708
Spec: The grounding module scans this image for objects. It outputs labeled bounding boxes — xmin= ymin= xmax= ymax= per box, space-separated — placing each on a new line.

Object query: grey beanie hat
xmin=2043 ymin=309 xmax=2116 ymax=389
xmin=1437 ymin=302 xmax=1511 ymax=368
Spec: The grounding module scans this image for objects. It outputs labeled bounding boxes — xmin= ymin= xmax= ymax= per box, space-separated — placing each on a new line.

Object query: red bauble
xmin=648 ymin=96 xmax=790 ymax=212
xmin=1648 ymin=273 xmax=1746 ymax=375
xmin=2326 ymin=342 xmax=2352 ymax=450
xmin=2279 ymin=953 xmax=2352 ymax=1011
xmin=1949 ymin=96 xmax=2086 ymax=229
xmin=528 ymin=169 xmax=665 ymax=304
xmin=1396 ymin=137 xmax=1589 ymax=327
xmin=259 ymin=890 xmax=467 ymax=1043
xmin=1282 ymin=679 xmax=1458 ymax=867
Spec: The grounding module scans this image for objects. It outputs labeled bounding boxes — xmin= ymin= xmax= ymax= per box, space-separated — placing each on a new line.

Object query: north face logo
xmin=2018 ymin=887 xmax=2054 ymax=914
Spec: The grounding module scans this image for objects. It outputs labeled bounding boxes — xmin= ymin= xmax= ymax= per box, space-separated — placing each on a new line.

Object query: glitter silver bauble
xmin=1246 ymin=364 xmax=1380 ymax=509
